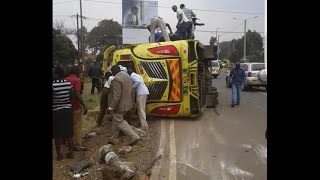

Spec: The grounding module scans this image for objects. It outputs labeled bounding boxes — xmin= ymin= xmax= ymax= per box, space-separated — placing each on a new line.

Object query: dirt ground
xmin=52 ymin=81 xmax=161 ymax=180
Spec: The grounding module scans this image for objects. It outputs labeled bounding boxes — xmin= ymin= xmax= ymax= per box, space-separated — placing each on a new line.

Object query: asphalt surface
xmin=151 ymin=72 xmax=267 ymax=180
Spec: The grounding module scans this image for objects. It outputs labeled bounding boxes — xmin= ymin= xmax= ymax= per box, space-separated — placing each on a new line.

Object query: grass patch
xmin=83 ymin=93 xmax=100 ymax=110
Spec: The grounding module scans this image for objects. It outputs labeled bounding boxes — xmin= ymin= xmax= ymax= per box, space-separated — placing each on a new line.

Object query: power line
xmin=53 ymin=15 xmax=74 ymax=17
xmin=220 ymin=22 xmax=243 ymax=37
xmin=54 ymin=0 xmax=78 ymax=5
xmin=82 ymin=0 xmax=264 ymax=15
xmin=196 ymin=30 xmax=264 ymax=34
xmin=192 ymin=8 xmax=263 ymax=15
xmin=84 ymin=16 xmax=104 ymax=21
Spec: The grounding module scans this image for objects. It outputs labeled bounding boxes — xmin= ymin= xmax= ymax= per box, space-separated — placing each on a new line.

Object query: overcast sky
xmin=53 ymin=0 xmax=265 ymax=46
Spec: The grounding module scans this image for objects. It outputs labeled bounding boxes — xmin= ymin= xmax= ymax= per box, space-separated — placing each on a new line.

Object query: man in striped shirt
xmin=53 ymin=67 xmax=74 ymax=160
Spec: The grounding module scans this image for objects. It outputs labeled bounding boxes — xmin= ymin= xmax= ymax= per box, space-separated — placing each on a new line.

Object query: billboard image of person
xmin=122 ymin=1 xmax=158 ymax=44
xmin=124 ymin=5 xmax=139 ymax=27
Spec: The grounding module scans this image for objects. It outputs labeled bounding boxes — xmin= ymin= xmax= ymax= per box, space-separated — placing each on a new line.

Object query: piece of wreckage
xmin=97 ymin=145 xmax=162 ymax=179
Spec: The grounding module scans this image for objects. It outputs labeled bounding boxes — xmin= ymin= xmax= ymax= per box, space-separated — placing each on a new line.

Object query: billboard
xmin=122 ymin=0 xmax=158 ymax=44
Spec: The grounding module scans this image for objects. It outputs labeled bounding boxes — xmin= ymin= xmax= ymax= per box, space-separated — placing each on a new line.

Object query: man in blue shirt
xmin=229 ymin=62 xmax=246 ymax=107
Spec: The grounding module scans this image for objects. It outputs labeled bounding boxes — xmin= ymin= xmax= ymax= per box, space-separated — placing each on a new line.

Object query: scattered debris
xmin=101 ymin=166 xmax=130 ymax=180
xmin=72 ymin=172 xmax=89 ymax=179
xmin=118 ymin=146 xmax=132 ymax=153
xmin=85 ymin=132 xmax=98 ymax=138
xmin=73 ymin=174 xmax=81 ymax=178
xmin=53 ymin=109 xmax=159 ymax=180
xmin=69 ymin=158 xmax=95 ymax=174
xmin=98 ymin=145 xmax=136 ymax=173
xmin=127 ymin=155 xmax=162 ymax=178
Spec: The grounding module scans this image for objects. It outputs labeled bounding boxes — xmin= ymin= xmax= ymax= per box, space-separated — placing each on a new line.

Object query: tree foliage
xmin=53 ymin=20 xmax=76 ymax=36
xmin=217 ymin=30 xmax=264 ymax=63
xmin=85 ymin=19 xmax=122 ymax=54
xmin=53 ymin=28 xmax=78 ymax=67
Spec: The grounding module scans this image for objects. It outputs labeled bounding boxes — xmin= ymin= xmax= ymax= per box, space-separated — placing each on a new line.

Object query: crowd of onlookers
xmin=52 ymin=63 xmax=150 ymax=160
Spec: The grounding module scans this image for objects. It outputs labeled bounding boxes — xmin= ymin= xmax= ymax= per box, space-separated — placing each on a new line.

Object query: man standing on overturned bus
xmin=229 ymin=62 xmax=246 ymax=107
xmin=147 ymin=16 xmax=171 ymax=43
xmin=180 ymin=4 xmax=196 ymax=39
xmin=172 ymin=5 xmax=189 ymax=40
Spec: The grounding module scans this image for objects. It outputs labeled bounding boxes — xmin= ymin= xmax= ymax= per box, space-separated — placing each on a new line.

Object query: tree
xmin=215 ymin=30 xmax=264 ymax=63
xmin=53 ymin=20 xmax=76 ymax=36
xmin=245 ymin=30 xmax=264 ymax=62
xmin=85 ymin=19 xmax=122 ymax=55
xmin=218 ymin=41 xmax=230 ymax=60
xmin=53 ymin=28 xmax=78 ymax=67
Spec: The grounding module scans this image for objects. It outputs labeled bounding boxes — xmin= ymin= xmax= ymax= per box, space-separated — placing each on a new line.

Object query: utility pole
xmin=217 ymin=35 xmax=220 ymax=60
xmin=76 ymin=14 xmax=80 ymax=59
xmin=215 ymin=28 xmax=219 ymax=46
xmin=80 ymin=0 xmax=84 ymax=62
xmin=244 ymin=19 xmax=246 ymax=60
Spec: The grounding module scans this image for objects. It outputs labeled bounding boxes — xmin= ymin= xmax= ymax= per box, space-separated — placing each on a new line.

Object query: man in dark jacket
xmin=229 ymin=62 xmax=246 ymax=107
xmin=89 ymin=62 xmax=103 ymax=95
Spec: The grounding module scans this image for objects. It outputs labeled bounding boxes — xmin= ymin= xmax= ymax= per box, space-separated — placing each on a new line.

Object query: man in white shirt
xmin=127 ymin=69 xmax=149 ymax=130
xmin=180 ymin=4 xmax=196 ymax=39
xmin=172 ymin=5 xmax=190 ymax=40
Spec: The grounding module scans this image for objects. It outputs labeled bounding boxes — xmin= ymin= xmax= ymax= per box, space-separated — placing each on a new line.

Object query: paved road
xmin=151 ymin=73 xmax=267 ymax=180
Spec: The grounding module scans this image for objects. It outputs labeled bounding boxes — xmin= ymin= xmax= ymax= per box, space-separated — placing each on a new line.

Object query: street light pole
xmin=76 ymin=14 xmax=80 ymax=59
xmin=217 ymin=35 xmax=220 ymax=60
xmin=80 ymin=0 xmax=84 ymax=61
xmin=216 ymin=28 xmax=218 ymax=43
xmin=244 ymin=19 xmax=246 ymax=60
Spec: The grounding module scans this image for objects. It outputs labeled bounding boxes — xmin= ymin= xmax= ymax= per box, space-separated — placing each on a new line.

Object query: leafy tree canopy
xmin=53 ymin=28 xmax=78 ymax=67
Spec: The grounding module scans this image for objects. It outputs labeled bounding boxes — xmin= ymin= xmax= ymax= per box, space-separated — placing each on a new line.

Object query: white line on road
xmin=220 ymin=160 xmax=254 ymax=179
xmin=258 ymin=92 xmax=267 ymax=96
xmin=158 ymin=120 xmax=166 ymax=156
xmin=252 ymin=144 xmax=267 ymax=165
xmin=256 ymin=104 xmax=266 ymax=112
xmin=169 ymin=120 xmax=177 ymax=180
xmin=150 ymin=120 xmax=166 ymax=180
